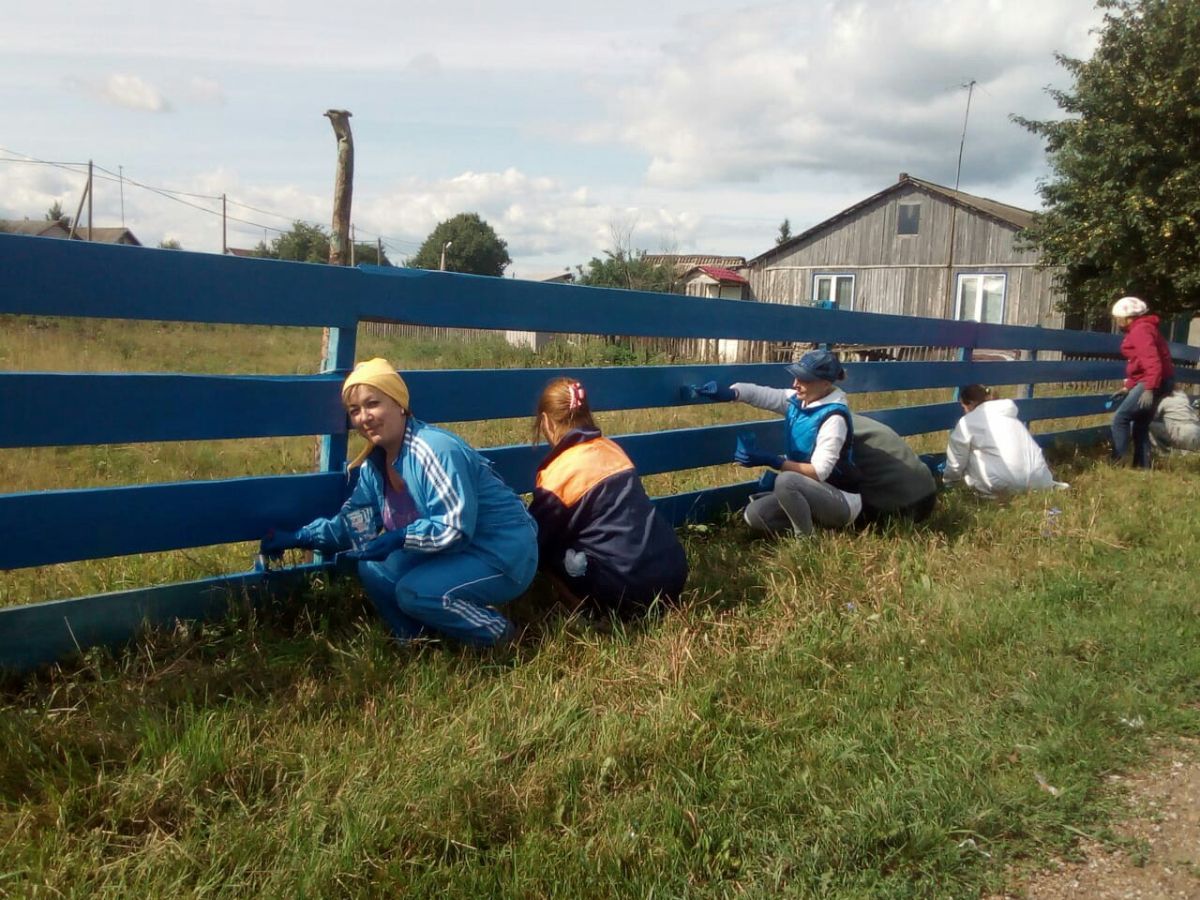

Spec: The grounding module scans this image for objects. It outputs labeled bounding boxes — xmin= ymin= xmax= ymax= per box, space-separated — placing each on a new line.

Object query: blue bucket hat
xmin=786 ymin=349 xmax=844 ymax=383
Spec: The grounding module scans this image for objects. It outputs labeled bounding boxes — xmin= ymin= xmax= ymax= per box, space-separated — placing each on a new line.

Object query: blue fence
xmin=2 ymin=233 xmax=1198 ymax=672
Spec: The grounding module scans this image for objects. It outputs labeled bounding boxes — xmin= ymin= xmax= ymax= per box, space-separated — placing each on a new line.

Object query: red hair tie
xmin=568 ymin=382 xmax=586 ymax=411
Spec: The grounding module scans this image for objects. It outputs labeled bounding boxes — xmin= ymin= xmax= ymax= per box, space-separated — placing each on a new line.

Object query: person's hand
xmin=756 ymin=470 xmax=778 ymax=492
xmin=1135 ymin=388 xmax=1155 ymax=411
xmin=1105 ymin=390 xmax=1128 ymax=410
xmin=346 ymin=528 xmax=407 ymax=562
xmin=692 ymin=381 xmax=737 ymax=402
xmin=918 ymin=454 xmax=945 ymax=477
xmin=260 ymin=528 xmax=307 ymax=559
xmin=734 ymin=432 xmax=783 ymax=469
xmin=736 ymin=449 xmax=784 ymax=469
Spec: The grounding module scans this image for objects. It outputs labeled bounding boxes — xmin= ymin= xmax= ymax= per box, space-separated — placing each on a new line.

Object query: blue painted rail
xmin=2 ymin=233 xmax=1198 ymax=671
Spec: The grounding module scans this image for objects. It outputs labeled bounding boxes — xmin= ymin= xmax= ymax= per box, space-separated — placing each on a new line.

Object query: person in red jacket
xmin=529 ymin=377 xmax=688 ymax=620
xmin=1110 ymin=296 xmax=1175 ymax=468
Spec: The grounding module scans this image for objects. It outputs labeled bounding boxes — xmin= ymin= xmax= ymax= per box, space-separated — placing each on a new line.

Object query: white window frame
xmin=813 ymin=273 xmax=855 ymax=310
xmin=953 ymin=273 xmax=1007 ymax=324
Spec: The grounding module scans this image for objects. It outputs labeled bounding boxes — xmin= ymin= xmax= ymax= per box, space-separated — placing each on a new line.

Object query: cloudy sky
xmin=0 ymin=0 xmax=1102 ymax=274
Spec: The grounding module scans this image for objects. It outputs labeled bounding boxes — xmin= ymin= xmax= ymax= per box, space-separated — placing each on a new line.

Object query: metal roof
xmin=750 ymin=174 xmax=1035 ymax=266
xmin=691 ymin=265 xmax=748 ymax=284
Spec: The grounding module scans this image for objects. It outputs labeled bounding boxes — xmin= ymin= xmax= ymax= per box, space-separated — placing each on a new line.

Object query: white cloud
xmin=0 ymin=163 xmax=84 ymax=223
xmin=98 ymin=74 xmax=170 ymax=112
xmin=359 ymin=168 xmax=698 ymax=264
xmin=0 ymin=160 xmax=697 ymax=268
xmin=591 ymin=0 xmax=1102 ymax=189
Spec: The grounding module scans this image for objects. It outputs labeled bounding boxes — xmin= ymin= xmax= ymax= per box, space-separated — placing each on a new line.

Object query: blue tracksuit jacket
xmin=297 ymin=417 xmax=537 ymax=578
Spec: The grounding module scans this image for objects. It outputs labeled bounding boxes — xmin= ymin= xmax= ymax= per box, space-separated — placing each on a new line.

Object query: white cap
xmin=1111 ymin=296 xmax=1148 ymax=318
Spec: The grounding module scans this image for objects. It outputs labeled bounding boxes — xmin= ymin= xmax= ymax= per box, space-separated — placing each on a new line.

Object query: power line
xmin=2 ymin=144 xmax=421 ymax=251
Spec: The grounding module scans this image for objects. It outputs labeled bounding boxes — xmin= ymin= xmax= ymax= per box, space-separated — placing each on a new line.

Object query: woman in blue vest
xmin=696 ymin=349 xmax=861 ymax=536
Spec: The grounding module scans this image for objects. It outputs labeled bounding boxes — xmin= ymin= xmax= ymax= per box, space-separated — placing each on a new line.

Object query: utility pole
xmin=350 ymin=223 xmax=356 ymax=266
xmin=324 ymin=109 xmax=354 ymax=266
xmin=222 ymin=193 xmax=228 ymax=255
xmin=87 ymin=160 xmax=93 ymax=242
xmin=316 ymin=109 xmax=357 ymax=491
xmin=119 ymin=165 xmax=125 ymax=226
xmin=943 ymin=80 xmax=976 ymax=318
xmin=377 ymin=237 xmax=383 ymax=266
xmin=440 ymin=240 xmax=452 ymax=271
xmin=68 ymin=163 xmax=91 ymax=240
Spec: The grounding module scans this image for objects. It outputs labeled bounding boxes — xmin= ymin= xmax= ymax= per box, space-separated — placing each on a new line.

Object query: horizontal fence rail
xmin=6 ymin=236 xmax=1200 ymax=360
xmin=6 ymin=363 xmax=1197 ymax=450
xmin=1 ymin=233 xmax=1197 ymax=672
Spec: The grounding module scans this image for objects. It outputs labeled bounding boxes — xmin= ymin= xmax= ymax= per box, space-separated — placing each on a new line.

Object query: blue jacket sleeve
xmin=529 ymin=486 xmax=573 ymax=563
xmin=295 ymin=465 xmax=381 ymax=554
xmin=402 ymin=433 xmax=477 ymax=554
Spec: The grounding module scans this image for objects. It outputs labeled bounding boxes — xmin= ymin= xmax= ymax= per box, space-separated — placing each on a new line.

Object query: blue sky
xmin=1 ymin=0 xmax=1103 ymax=274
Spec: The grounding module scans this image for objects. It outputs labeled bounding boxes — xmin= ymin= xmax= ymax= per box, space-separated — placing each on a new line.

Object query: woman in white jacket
xmin=943 ymin=385 xmax=1067 ymax=497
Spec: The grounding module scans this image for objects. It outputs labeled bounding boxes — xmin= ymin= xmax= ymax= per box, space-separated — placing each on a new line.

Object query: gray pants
xmin=744 ymin=471 xmax=852 ymax=537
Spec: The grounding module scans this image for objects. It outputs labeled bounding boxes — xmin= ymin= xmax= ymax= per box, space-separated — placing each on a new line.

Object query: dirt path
xmin=992 ymin=739 xmax=1200 ymax=899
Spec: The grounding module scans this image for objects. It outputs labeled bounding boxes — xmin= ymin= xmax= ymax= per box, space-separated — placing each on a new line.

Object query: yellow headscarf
xmin=341 ymin=358 xmax=411 ymax=469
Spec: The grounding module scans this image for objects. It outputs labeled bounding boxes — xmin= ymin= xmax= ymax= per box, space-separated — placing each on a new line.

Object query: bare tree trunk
xmin=317 ymin=110 xmax=355 ymax=485
xmin=324 ymin=109 xmax=354 ymax=266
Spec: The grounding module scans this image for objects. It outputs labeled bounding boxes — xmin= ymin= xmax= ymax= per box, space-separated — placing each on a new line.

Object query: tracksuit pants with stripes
xmin=357 ymin=544 xmax=537 ymax=647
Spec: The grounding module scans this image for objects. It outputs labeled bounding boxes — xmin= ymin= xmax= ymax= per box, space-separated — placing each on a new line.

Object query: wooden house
xmin=679 ymin=264 xmax=749 ymax=300
xmin=0 ymin=220 xmax=141 ymax=246
xmin=745 ymin=174 xmax=1063 ymax=330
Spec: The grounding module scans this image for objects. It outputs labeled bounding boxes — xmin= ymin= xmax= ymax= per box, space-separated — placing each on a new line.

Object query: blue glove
xmin=734 ymin=432 xmax=783 ymax=469
xmin=1104 ymin=390 xmax=1128 ymax=410
xmin=259 ymin=528 xmax=310 ymax=559
xmin=692 ymin=381 xmax=737 ymax=402
xmin=345 ymin=528 xmax=407 ymax=562
xmin=918 ymin=454 xmax=945 ymax=478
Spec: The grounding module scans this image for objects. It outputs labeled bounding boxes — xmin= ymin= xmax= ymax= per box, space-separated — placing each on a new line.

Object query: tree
xmin=45 ymin=201 xmax=66 ymax=224
xmin=776 ymin=218 xmax=792 ymax=245
xmin=408 ymin=213 xmax=510 ymax=276
xmin=158 ymin=238 xmax=183 ymax=250
xmin=254 ymin=220 xmax=390 ymax=265
xmin=574 ymin=250 xmax=676 ymax=292
xmin=574 ymin=219 xmax=679 ymax=293
xmin=256 ymin=221 xmax=331 ymax=263
xmin=1016 ymin=0 xmax=1200 ymax=319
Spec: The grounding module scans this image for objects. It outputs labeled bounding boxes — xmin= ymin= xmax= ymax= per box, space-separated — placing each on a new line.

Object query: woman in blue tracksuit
xmin=528 ymin=377 xmax=687 ymax=618
xmin=695 ymin=349 xmax=861 ymax=536
xmin=260 ymin=358 xmax=537 ymax=647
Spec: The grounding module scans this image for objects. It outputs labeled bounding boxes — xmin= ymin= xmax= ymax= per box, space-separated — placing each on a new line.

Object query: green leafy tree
xmin=574 ymin=249 xmax=676 ymax=292
xmin=45 ymin=201 xmax=66 ymax=224
xmin=1016 ymin=0 xmax=1200 ymax=318
xmin=253 ymin=220 xmax=391 ymax=266
xmin=776 ymin=218 xmax=792 ymax=245
xmin=408 ymin=213 xmax=510 ymax=275
xmin=353 ymin=242 xmax=392 ymax=266
xmin=158 ymin=238 xmax=183 ymax=250
xmin=255 ymin=221 xmax=331 ymax=263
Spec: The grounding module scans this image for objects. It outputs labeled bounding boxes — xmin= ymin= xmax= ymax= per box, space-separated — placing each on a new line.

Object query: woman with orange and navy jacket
xmin=528 ymin=377 xmax=688 ymax=619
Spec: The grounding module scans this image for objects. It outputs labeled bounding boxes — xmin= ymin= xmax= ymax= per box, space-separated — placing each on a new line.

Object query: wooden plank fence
xmin=2 ymin=233 xmax=1198 ymax=672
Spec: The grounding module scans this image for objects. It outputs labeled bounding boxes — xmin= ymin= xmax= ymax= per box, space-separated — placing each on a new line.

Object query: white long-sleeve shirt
xmin=943 ymin=399 xmax=1066 ymax=497
xmin=731 ymin=382 xmax=863 ymax=522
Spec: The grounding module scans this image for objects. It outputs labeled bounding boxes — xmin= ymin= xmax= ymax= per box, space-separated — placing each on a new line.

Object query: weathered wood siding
xmin=747 ymin=185 xmax=1064 ymax=329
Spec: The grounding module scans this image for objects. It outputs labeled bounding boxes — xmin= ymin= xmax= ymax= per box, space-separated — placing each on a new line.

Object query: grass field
xmin=3 ymin=316 xmax=1194 ymax=897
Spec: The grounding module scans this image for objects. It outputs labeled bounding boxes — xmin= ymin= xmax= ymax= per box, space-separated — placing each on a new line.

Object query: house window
xmin=954 ymin=273 xmax=1006 ymax=324
xmin=813 ymin=273 xmax=854 ymax=309
xmin=897 ymin=203 xmax=920 ymax=235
